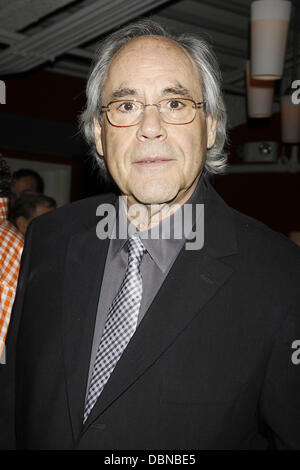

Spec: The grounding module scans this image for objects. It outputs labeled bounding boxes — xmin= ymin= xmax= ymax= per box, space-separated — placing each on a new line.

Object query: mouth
xmin=133 ymin=157 xmax=175 ymax=167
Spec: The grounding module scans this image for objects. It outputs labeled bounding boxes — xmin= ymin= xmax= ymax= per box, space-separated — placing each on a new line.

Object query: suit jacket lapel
xmin=82 ymin=179 xmax=239 ymax=430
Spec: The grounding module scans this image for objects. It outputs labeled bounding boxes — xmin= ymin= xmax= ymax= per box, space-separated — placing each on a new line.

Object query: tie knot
xmin=127 ymin=233 xmax=146 ymax=265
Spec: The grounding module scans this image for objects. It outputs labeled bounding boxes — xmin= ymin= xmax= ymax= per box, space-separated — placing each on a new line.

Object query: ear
xmin=206 ymin=114 xmax=217 ymax=149
xmin=93 ymin=116 xmax=104 ymax=156
xmin=15 ymin=216 xmax=29 ymax=236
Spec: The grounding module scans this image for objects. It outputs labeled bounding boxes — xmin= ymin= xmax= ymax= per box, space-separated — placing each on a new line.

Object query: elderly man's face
xmin=94 ymin=37 xmax=216 ymax=206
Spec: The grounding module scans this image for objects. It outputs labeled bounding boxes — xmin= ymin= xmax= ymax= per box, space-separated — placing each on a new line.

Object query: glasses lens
xmin=160 ymin=99 xmax=195 ymax=124
xmin=108 ymin=101 xmax=142 ymax=126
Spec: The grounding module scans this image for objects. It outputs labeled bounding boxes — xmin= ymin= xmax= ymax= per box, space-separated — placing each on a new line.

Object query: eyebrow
xmin=161 ymin=85 xmax=192 ymax=98
xmin=112 ymin=87 xmax=137 ymax=99
xmin=110 ymin=84 xmax=193 ymax=100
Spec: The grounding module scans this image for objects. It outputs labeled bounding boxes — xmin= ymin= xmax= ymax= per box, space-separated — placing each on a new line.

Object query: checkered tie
xmin=83 ymin=233 xmax=146 ymax=423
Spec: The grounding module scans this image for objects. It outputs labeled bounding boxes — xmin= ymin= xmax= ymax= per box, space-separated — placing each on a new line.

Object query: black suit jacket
xmin=2 ymin=177 xmax=300 ymax=449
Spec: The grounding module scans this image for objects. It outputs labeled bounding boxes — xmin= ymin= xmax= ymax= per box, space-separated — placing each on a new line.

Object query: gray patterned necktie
xmin=83 ymin=233 xmax=146 ymax=423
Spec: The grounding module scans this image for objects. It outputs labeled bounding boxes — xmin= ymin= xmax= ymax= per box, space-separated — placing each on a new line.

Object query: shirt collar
xmin=109 ymin=173 xmax=207 ymax=273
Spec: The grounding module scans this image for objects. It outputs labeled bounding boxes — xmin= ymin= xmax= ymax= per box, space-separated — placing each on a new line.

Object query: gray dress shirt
xmin=86 ymin=174 xmax=206 ymax=392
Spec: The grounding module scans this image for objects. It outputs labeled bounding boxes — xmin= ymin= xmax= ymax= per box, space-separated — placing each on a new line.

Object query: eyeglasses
xmin=100 ymin=98 xmax=206 ymax=127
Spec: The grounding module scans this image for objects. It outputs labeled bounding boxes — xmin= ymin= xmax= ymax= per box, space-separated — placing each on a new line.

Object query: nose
xmin=136 ymin=105 xmax=167 ymax=142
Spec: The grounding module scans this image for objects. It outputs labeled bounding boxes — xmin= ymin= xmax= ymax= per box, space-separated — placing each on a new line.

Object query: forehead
xmin=12 ymin=176 xmax=37 ymax=191
xmin=102 ymin=36 xmax=202 ymax=99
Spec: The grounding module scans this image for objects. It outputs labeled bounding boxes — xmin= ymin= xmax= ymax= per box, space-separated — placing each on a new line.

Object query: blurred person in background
xmin=0 ymin=160 xmax=55 ymax=447
xmin=0 ymin=163 xmax=55 ymax=363
xmin=9 ymin=168 xmax=44 ymax=211
xmin=0 ymin=157 xmax=24 ymax=364
xmin=10 ymin=192 xmax=56 ymax=236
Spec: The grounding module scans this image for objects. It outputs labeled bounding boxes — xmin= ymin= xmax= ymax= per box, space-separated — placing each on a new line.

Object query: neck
xmin=123 ymin=175 xmax=201 ymax=231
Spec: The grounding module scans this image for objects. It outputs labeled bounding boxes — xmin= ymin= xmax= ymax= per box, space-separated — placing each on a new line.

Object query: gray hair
xmin=80 ymin=19 xmax=227 ymax=178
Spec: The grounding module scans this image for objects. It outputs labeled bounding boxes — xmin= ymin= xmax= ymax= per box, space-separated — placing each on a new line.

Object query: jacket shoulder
xmin=232 ymin=206 xmax=299 ymax=253
xmin=230 ymin=206 xmax=300 ymax=286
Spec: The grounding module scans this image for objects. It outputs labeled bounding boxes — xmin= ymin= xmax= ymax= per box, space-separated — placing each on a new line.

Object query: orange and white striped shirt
xmin=0 ymin=198 xmax=24 ymax=360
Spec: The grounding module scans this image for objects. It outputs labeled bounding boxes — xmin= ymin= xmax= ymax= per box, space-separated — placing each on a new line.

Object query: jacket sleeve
xmin=260 ymin=298 xmax=300 ymax=449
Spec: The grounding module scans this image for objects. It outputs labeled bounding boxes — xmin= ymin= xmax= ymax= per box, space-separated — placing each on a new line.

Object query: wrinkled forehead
xmin=102 ymin=36 xmax=203 ymax=100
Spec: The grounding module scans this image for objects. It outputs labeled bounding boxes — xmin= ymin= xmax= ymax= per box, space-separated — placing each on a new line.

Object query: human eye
xmin=166 ymin=99 xmax=186 ymax=111
xmin=116 ymin=101 xmax=138 ymax=113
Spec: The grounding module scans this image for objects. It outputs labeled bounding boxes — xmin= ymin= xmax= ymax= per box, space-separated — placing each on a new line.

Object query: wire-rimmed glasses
xmin=100 ymin=97 xmax=206 ymax=127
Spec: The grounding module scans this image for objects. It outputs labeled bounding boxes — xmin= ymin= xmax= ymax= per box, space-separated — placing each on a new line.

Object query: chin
xmin=132 ymin=184 xmax=179 ymax=205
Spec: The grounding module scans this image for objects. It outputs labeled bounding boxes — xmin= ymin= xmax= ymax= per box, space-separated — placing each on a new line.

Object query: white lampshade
xmin=246 ymin=61 xmax=275 ymax=117
xmin=281 ymin=94 xmax=300 ymax=143
xmin=251 ymin=0 xmax=291 ymax=80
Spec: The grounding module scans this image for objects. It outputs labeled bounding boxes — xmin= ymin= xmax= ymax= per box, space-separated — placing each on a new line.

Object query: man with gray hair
xmin=3 ymin=20 xmax=300 ymax=450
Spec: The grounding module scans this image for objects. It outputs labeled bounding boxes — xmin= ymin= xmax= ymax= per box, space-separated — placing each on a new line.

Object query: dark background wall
xmin=212 ymin=115 xmax=300 ymax=236
xmin=0 ymin=70 xmax=110 ymax=199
